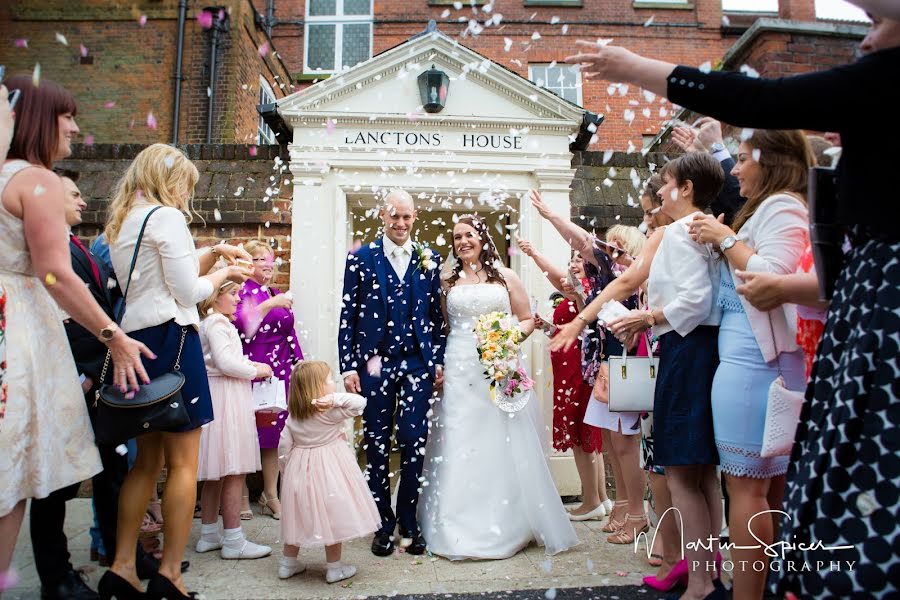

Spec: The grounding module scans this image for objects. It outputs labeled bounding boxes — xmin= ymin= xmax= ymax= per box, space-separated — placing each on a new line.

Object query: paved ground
xmin=8 ymin=499 xmax=673 ymax=600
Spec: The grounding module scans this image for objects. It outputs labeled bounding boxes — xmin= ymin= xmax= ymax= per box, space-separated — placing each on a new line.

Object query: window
xmin=258 ymin=77 xmax=277 ymax=145
xmin=305 ymin=0 xmax=373 ymax=74
xmin=528 ymin=64 xmax=582 ymax=106
xmin=633 ymin=0 xmax=692 ymax=7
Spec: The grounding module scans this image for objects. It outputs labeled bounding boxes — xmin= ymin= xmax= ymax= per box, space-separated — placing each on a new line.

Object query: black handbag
xmin=93 ymin=206 xmax=192 ymax=444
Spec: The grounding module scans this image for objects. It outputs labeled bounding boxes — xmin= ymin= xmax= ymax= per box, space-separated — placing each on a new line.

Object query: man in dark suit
xmin=29 ymin=171 xmax=182 ymax=599
xmin=338 ymin=190 xmax=446 ymax=557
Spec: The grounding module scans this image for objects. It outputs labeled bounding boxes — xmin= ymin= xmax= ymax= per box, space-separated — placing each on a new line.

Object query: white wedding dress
xmin=419 ymin=283 xmax=579 ymax=560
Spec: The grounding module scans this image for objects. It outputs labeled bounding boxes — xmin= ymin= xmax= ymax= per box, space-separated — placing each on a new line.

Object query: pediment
xmin=277 ymin=31 xmax=584 ymax=127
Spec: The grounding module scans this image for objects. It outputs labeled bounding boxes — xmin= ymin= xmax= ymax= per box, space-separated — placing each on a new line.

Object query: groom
xmin=339 ymin=189 xmax=446 ymax=556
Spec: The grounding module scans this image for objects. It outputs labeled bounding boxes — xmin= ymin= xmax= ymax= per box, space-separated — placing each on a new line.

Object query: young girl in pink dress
xmin=277 ymin=360 xmax=380 ymax=584
xmin=195 ymin=281 xmax=273 ymax=560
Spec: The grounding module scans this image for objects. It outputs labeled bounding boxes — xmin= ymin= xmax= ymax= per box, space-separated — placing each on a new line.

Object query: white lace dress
xmin=0 ymin=160 xmax=101 ymax=515
xmin=418 ymin=283 xmax=579 ymax=559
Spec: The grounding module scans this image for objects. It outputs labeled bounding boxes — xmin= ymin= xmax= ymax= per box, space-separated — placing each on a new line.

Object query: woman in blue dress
xmin=691 ymin=129 xmax=811 ymax=600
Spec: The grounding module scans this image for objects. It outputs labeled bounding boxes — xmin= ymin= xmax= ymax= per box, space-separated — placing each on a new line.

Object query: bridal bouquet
xmin=474 ymin=311 xmax=534 ymax=412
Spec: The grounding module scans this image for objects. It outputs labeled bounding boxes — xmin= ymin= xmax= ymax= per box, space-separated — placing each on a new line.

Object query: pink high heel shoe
xmin=643 ymin=558 xmax=689 ymax=591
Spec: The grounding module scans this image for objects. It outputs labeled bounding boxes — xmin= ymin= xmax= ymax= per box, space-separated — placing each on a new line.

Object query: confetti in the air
xmin=249 ymin=145 xmax=258 ymax=157
xmin=80 ymin=44 xmax=88 ymax=57
xmin=197 ymin=11 xmax=214 ymax=29
xmin=644 ymin=15 xmax=655 ymax=27
xmin=32 ymin=63 xmax=41 ymax=87
xmin=258 ymin=41 xmax=270 ymax=57
xmin=139 ymin=14 xmax=147 ymax=26
xmin=147 ymin=112 xmax=157 ymax=129
xmin=55 ymin=32 xmax=69 ymax=46
xmin=15 ymin=39 xmax=28 ymax=48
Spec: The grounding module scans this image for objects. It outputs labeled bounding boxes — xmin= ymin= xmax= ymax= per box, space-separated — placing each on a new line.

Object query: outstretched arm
xmin=548 ymin=227 xmax=663 ymax=352
xmin=528 ymin=190 xmax=596 ymax=264
xmin=516 ymin=235 xmax=567 ymax=292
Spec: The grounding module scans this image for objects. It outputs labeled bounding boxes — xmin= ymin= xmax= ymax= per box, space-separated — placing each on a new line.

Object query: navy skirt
xmin=129 ymin=319 xmax=214 ymax=432
xmin=653 ymin=326 xmax=719 ymax=466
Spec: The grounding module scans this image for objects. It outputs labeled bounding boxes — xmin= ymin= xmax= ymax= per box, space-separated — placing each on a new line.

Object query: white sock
xmin=200 ymin=522 xmax=219 ymax=536
xmin=223 ymin=527 xmax=243 ymax=543
xmin=326 ymin=561 xmax=342 ymax=570
xmin=280 ymin=555 xmax=300 ymax=566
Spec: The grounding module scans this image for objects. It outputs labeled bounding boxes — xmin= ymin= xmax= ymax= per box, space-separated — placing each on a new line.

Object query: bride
xmin=419 ymin=215 xmax=579 ymax=560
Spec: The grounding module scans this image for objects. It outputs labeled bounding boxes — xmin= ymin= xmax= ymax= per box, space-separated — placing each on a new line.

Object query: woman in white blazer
xmin=691 ymin=129 xmax=812 ymax=600
xmin=99 ymin=144 xmax=252 ymax=600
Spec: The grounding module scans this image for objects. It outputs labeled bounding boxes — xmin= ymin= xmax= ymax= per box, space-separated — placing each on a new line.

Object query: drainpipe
xmin=172 ymin=0 xmax=187 ymax=144
xmin=206 ymin=9 xmax=229 ymax=143
xmin=266 ymin=0 xmax=275 ymax=38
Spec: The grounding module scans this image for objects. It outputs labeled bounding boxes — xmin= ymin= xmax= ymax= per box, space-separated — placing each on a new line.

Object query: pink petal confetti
xmin=84 ymin=134 xmax=94 ymax=146
xmin=80 ymin=44 xmax=88 ymax=57
xmin=139 ymin=14 xmax=147 ymax=26
xmin=104 ymin=101 xmax=116 ymax=109
xmin=325 ymin=118 xmax=336 ymax=134
xmin=258 ymin=41 xmax=270 ymax=57
xmin=14 ymin=38 xmax=28 ymax=48
xmin=147 ymin=111 xmax=157 ymax=129
xmin=249 ymin=145 xmax=258 ymax=156
xmin=197 ymin=11 xmax=214 ymax=29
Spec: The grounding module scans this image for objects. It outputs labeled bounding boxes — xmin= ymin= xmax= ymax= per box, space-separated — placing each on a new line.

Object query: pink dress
xmin=197 ymin=314 xmax=262 ymax=480
xmin=278 ymin=393 xmax=380 ymax=547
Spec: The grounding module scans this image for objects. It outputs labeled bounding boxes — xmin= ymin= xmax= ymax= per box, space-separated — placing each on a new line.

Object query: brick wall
xmin=59 ymin=144 xmax=295 ymax=287
xmin=273 ymin=0 xmax=732 ymax=151
xmin=1 ymin=0 xmax=293 ymax=145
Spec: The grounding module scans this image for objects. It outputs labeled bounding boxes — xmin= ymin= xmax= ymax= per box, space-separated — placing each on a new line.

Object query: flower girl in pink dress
xmin=195 ymin=281 xmax=274 ymax=559
xmin=277 ymin=361 xmax=380 ymax=584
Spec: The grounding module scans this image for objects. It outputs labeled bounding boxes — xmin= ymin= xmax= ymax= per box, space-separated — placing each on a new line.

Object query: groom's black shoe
xmin=371 ymin=532 xmax=395 ymax=557
xmin=406 ymin=534 xmax=427 ymax=556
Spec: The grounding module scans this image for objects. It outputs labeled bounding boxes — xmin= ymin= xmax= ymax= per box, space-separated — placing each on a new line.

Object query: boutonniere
xmin=414 ymin=243 xmax=437 ymax=272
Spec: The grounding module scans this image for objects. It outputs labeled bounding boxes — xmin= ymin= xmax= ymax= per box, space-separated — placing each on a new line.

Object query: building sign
xmin=342 ymin=130 xmax=524 ymax=150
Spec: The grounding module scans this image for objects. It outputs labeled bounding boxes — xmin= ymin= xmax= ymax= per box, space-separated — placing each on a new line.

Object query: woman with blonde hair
xmin=234 ymin=239 xmax=304 ymax=521
xmin=605 ymin=225 xmax=646 ymax=270
xmin=691 ymin=129 xmax=811 ymax=600
xmin=100 ymin=143 xmax=252 ymax=600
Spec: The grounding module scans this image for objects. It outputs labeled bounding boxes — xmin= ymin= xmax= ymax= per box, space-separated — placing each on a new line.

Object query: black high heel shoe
xmin=145 ymin=572 xmax=198 ymax=600
xmin=98 ymin=570 xmax=146 ymax=600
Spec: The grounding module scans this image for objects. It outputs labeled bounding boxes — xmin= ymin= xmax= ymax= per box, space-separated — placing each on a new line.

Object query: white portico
xmin=278 ymin=29 xmax=588 ymax=493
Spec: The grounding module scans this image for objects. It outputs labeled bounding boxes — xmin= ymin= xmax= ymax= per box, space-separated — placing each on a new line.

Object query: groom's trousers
xmin=360 ymin=352 xmax=433 ymax=538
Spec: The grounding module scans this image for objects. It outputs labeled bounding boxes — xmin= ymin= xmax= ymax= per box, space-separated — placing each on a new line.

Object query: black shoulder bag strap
xmin=98 ymin=206 xmax=167 ymax=387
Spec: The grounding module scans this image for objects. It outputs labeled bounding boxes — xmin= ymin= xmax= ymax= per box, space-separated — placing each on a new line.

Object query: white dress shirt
xmin=110 ymin=202 xmax=214 ymax=332
xmin=383 ymin=234 xmax=413 ymax=278
xmin=648 ymin=212 xmax=722 ymax=337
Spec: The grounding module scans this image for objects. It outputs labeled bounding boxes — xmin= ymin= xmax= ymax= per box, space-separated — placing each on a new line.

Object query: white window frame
xmin=304 ymin=0 xmax=373 ymax=75
xmin=258 ymin=76 xmax=277 ymax=145
xmin=528 ymin=63 xmax=583 ymax=107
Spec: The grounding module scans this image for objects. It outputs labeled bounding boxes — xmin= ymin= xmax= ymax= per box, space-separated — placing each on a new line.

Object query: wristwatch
xmin=98 ymin=322 xmax=119 ymax=342
xmin=710 ymin=142 xmax=726 ymax=153
xmin=720 ymin=235 xmax=738 ymax=252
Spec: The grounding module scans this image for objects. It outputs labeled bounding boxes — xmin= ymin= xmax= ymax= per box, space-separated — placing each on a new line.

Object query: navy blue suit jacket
xmin=338 ymin=238 xmax=446 ymax=377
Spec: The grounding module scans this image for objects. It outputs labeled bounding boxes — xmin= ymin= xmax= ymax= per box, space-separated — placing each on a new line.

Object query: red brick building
xmin=0 ymin=0 xmax=870 ymax=151
xmin=0 ymin=0 xmax=294 ymax=145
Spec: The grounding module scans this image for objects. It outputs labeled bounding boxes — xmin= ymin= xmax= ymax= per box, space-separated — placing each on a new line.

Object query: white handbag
xmin=607 ymin=334 xmax=656 ymax=413
xmin=252 ymin=377 xmax=287 ymax=412
xmin=760 ymin=314 xmax=805 ymax=457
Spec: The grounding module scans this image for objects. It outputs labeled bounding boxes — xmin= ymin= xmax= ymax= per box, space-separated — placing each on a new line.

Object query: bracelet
xmin=644 ymin=311 xmax=656 ymax=327
xmin=577 ymin=314 xmax=589 ymax=325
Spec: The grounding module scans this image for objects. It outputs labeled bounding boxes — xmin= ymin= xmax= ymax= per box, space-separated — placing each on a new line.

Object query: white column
xmin=289 ymin=157 xmax=338 ymax=367
xmin=531 ymin=168 xmax=580 ymax=496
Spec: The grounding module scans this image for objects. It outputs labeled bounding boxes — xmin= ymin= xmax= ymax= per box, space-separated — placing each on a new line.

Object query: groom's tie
xmin=389 ymin=245 xmax=410 ymax=278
